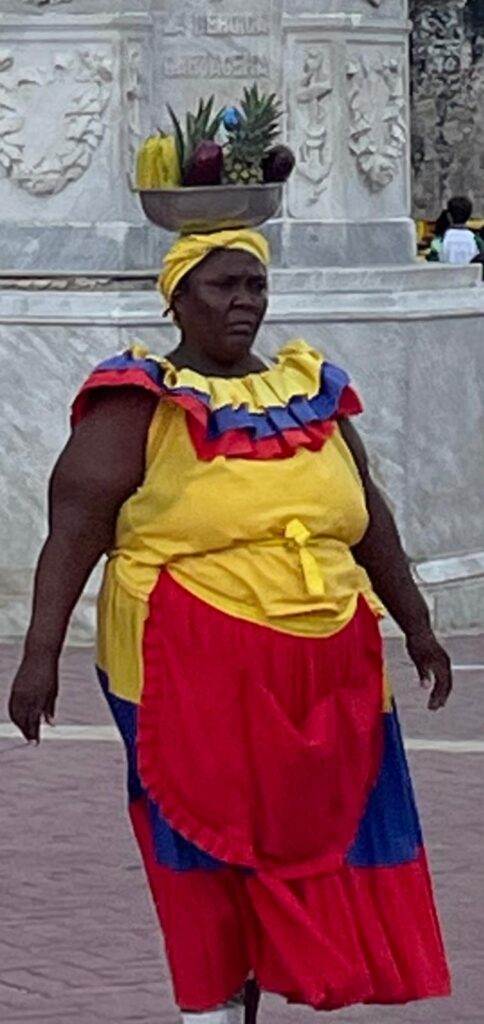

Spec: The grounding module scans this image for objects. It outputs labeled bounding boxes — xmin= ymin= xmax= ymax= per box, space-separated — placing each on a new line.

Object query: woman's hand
xmin=405 ymin=630 xmax=452 ymax=711
xmin=8 ymin=656 xmax=59 ymax=743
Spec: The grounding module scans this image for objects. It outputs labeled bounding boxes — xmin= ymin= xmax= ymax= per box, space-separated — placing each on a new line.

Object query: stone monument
xmin=0 ymin=0 xmax=416 ymax=270
xmin=1 ymin=0 xmax=484 ymax=641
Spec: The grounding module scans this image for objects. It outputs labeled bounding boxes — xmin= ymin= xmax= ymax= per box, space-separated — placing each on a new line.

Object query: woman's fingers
xmin=406 ymin=632 xmax=453 ymax=712
xmin=9 ymin=695 xmax=40 ymax=743
xmin=8 ymin=662 xmax=60 ymax=744
xmin=44 ymin=686 xmax=58 ymax=723
xmin=428 ymin=662 xmax=453 ymax=711
xmin=27 ymin=706 xmax=42 ymax=744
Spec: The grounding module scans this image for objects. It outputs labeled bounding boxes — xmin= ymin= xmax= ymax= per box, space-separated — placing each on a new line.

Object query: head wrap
xmin=159 ymin=228 xmax=270 ymax=305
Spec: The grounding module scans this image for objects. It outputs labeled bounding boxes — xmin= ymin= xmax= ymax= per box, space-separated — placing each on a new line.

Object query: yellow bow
xmin=285 ymin=518 xmax=325 ymax=597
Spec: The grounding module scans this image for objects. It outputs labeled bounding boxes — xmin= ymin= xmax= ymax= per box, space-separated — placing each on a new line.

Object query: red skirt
xmin=105 ymin=571 xmax=450 ymax=1011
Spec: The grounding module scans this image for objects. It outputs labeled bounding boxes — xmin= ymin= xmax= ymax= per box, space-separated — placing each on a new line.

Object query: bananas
xmin=135 ymin=135 xmax=181 ymax=190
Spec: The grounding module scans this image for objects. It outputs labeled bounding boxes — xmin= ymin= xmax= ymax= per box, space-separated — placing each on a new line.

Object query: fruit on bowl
xmin=262 ymin=144 xmax=296 ymax=184
xmin=181 ymin=141 xmax=224 ymax=187
xmin=134 ymin=83 xmax=296 ymax=197
xmin=135 ymin=134 xmax=181 ymax=189
xmin=168 ymin=97 xmax=225 ymax=187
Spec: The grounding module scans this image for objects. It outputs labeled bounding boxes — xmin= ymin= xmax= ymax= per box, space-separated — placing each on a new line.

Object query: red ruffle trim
xmin=72 ymin=370 xmax=362 ymax=462
xmin=71 ymin=368 xmax=163 ymax=427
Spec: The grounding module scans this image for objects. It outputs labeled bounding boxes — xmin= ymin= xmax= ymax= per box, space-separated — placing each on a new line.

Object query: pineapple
xmin=167 ymin=96 xmax=224 ymax=185
xmin=223 ymin=85 xmax=282 ymax=185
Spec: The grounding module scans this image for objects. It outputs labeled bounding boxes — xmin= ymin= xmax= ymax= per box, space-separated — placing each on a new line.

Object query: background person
xmin=441 ymin=195 xmax=480 ymax=264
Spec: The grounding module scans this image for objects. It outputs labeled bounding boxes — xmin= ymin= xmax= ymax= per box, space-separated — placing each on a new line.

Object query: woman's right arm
xmin=8 ymin=387 xmax=157 ymax=743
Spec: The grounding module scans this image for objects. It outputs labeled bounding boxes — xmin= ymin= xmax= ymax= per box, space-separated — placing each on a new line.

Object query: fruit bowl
xmin=138 ymin=183 xmax=282 ymax=234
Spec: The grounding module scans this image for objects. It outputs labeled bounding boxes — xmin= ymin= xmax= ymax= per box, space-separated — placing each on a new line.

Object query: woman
xmin=9 ymin=229 xmax=452 ymax=1024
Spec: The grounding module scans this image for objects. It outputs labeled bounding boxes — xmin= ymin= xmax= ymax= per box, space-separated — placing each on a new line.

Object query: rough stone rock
xmin=410 ymin=0 xmax=484 ymax=217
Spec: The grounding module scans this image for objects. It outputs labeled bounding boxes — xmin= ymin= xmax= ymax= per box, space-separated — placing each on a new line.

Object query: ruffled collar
xmin=152 ymin=340 xmax=324 ymax=414
xmin=73 ymin=339 xmax=362 ymax=461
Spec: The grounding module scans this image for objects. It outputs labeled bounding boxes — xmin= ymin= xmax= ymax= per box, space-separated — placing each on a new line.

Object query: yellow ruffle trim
xmin=130 ymin=338 xmax=324 ymax=414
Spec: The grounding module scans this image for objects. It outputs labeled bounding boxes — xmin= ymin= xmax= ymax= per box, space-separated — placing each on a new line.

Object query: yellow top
xmin=95 ymin=341 xmax=383 ymax=702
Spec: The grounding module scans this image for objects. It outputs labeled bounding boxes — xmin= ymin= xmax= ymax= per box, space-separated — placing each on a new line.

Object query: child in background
xmin=441 ymin=196 xmax=479 ymax=264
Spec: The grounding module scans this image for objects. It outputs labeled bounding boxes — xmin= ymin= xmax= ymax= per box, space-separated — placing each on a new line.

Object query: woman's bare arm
xmin=9 ymin=387 xmax=157 ymax=741
xmin=339 ymin=418 xmax=452 ymax=710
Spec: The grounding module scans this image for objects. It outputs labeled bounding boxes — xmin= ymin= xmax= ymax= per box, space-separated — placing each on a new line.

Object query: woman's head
xmin=172 ymin=249 xmax=268 ymax=364
xmin=159 ymin=229 xmax=270 ymax=365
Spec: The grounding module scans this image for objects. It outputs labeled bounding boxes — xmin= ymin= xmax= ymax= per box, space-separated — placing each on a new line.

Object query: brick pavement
xmin=1 ymin=636 xmax=483 ymax=1023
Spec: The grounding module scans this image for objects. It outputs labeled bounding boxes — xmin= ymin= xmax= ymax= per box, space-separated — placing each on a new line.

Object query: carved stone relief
xmin=0 ymin=49 xmax=113 ymax=196
xmin=294 ymin=48 xmax=333 ymax=206
xmin=155 ymin=0 xmax=279 ymax=126
xmin=159 ymin=4 xmax=272 ymax=84
xmin=125 ymin=44 xmax=144 ymax=191
xmin=346 ymin=53 xmax=406 ymax=192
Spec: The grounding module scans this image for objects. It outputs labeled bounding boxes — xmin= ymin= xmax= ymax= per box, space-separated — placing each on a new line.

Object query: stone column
xmin=282 ymin=0 xmax=414 ymax=266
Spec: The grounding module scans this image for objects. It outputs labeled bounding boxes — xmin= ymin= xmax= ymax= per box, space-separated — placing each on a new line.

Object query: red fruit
xmin=183 ymin=141 xmax=224 ymax=187
xmin=262 ymin=145 xmax=296 ymax=183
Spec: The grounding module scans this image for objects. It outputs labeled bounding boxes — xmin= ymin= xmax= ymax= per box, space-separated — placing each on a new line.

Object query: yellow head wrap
xmin=159 ymin=228 xmax=270 ymax=305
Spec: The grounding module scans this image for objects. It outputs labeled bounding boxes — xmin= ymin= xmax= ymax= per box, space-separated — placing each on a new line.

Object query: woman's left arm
xmin=339 ymin=418 xmax=452 ymax=711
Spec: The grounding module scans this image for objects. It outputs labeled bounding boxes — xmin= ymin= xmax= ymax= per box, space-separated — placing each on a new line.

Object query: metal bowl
xmin=138 ymin=183 xmax=282 ymax=234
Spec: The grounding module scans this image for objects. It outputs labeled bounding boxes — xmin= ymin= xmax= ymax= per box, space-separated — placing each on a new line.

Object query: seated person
xmin=441 ymin=195 xmax=479 ymax=264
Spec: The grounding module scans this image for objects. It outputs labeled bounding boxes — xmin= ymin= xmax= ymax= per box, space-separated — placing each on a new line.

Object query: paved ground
xmin=1 ymin=634 xmax=483 ymax=1024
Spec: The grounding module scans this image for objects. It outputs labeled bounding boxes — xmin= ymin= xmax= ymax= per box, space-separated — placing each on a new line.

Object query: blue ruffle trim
xmin=93 ymin=352 xmax=351 ymax=441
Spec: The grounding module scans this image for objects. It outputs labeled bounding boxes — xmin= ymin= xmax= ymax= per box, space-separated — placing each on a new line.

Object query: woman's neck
xmin=167 ymin=339 xmax=268 ymax=378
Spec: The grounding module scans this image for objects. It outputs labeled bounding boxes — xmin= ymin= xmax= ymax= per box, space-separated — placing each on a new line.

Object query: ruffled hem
xmin=137 ymin=572 xmax=384 ymax=880
xmin=130 ymin=796 xmax=451 ymax=1011
xmin=71 ymin=340 xmax=363 ymax=461
xmin=245 ymin=853 xmax=451 ymax=1009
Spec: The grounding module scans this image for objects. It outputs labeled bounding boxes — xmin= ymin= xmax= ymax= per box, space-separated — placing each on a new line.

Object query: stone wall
xmin=411 ymin=0 xmax=484 ymax=218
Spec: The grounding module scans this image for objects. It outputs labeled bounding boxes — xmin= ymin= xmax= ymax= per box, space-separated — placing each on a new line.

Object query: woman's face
xmin=173 ymin=249 xmax=268 ymax=365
